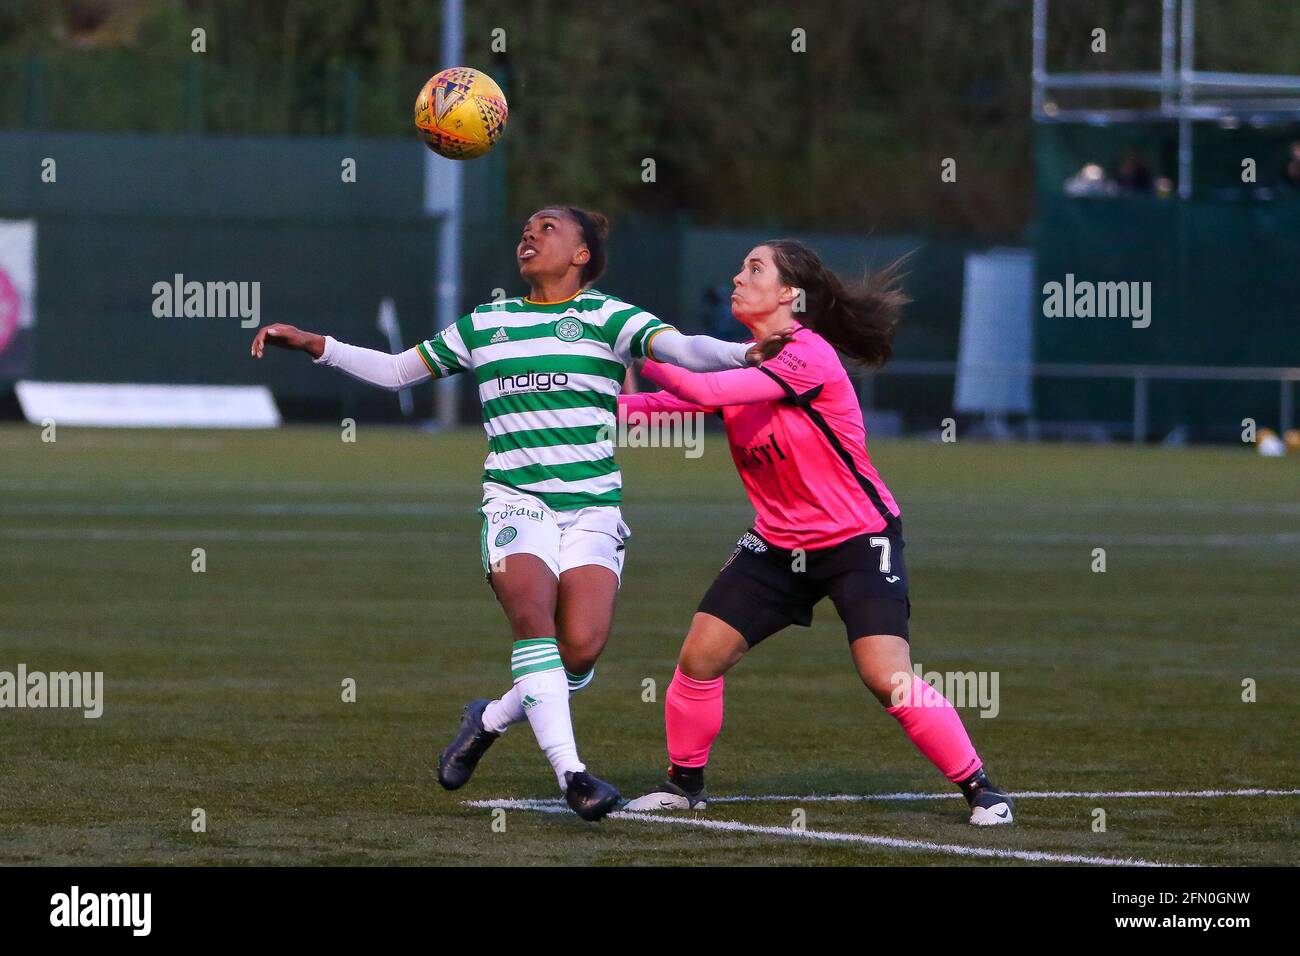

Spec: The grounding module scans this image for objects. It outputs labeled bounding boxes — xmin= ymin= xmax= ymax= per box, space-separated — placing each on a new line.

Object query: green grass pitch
xmin=1 ymin=423 xmax=1297 ymax=865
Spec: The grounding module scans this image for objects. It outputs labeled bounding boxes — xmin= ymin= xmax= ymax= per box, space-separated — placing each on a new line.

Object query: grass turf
xmin=0 ymin=424 xmax=1297 ymax=865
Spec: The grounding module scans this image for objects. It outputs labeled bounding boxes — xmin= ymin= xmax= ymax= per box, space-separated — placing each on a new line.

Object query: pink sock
xmin=886 ymin=676 xmax=982 ymax=783
xmin=665 ymin=667 xmax=724 ymax=767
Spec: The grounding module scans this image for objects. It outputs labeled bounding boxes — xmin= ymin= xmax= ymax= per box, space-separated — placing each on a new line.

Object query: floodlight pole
xmin=433 ymin=0 xmax=464 ymax=428
xmin=1177 ymin=0 xmax=1195 ymax=199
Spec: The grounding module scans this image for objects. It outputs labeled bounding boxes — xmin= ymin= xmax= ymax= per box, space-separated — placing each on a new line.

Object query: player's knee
xmin=677 ymin=644 xmax=726 ymax=681
xmin=561 ymin=644 xmax=601 ymax=676
xmin=863 ymin=678 xmax=897 ymax=707
xmin=557 ymin=622 xmax=608 ymax=668
xmin=861 ymin=666 xmax=913 ymax=706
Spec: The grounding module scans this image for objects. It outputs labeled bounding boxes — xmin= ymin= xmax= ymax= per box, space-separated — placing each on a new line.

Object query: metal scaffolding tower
xmin=1032 ymin=0 xmax=1300 ymax=198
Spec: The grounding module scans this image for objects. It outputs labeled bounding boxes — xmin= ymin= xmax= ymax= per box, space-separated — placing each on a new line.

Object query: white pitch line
xmin=5 ymin=510 xmax=1296 ymax=548
xmin=3 ymin=482 xmax=1297 ymax=516
xmin=468 ymin=787 xmax=1300 ymax=809
xmin=7 ymin=521 xmax=1298 ymax=550
xmin=467 ymin=787 xmax=1300 ymax=866
xmin=8 ymin=523 xmax=1299 ymax=551
xmin=711 ymin=787 xmax=1300 ymax=803
xmin=464 ymin=800 xmax=1175 ymax=867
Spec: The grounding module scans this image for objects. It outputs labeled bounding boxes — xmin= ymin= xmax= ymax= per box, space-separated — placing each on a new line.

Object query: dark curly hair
xmin=560 ymin=206 xmax=610 ymax=285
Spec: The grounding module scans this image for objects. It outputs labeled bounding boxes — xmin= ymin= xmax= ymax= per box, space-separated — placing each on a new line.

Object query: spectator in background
xmin=1281 ymin=142 xmax=1300 ymax=188
xmin=1115 ymin=150 xmax=1154 ymax=192
xmin=1064 ymin=162 xmax=1115 ymax=197
xmin=700 ymin=284 xmax=748 ymax=341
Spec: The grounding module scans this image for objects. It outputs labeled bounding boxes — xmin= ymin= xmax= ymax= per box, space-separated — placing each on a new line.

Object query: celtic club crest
xmin=554 ymin=317 xmax=583 ymax=342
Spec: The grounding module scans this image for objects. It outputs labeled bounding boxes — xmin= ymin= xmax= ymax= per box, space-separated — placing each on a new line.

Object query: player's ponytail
xmin=765 ymin=239 xmax=909 ymax=368
xmin=563 ymin=206 xmax=610 ymax=285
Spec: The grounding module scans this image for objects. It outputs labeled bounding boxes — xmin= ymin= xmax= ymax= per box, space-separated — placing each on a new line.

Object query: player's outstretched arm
xmin=619 ymin=389 xmax=713 ymax=417
xmin=640 ymin=359 xmax=787 ymax=408
xmin=644 ymin=327 xmax=795 ymax=372
xmin=250 ymin=324 xmax=432 ymax=392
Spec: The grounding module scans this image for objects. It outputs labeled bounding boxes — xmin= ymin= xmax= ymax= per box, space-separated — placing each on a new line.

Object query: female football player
xmin=251 ymin=206 xmax=792 ymax=821
xmin=619 ymin=240 xmax=1015 ymax=825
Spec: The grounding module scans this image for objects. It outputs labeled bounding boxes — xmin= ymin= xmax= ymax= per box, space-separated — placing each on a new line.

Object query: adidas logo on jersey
xmin=490 ymin=327 xmax=508 ymax=344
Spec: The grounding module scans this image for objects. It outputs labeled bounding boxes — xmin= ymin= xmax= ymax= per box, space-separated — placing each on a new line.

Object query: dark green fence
xmin=0 ymin=120 xmax=974 ymax=426
xmin=0 ymin=128 xmax=502 ymax=421
xmin=1034 ymin=123 xmax=1300 ymax=438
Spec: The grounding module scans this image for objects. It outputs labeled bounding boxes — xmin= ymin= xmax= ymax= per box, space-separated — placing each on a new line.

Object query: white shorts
xmin=479 ymin=482 xmax=630 ymax=583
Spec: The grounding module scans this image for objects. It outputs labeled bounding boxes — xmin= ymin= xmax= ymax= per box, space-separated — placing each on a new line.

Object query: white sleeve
xmin=644 ymin=328 xmax=749 ymax=371
xmin=313 ymin=336 xmax=432 ymax=391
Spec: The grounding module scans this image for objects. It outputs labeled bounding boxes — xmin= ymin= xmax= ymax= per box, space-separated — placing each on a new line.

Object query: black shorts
xmin=697 ymin=527 xmax=910 ymax=647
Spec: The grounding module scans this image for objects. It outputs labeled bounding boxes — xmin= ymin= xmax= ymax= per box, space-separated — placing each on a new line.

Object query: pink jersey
xmin=622 ymin=324 xmax=900 ymax=550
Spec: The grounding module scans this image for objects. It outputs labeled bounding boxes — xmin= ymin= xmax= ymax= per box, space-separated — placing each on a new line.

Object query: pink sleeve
xmin=619 ymin=390 xmax=713 ymax=416
xmin=640 ymin=359 xmax=787 ymax=407
xmin=752 ymin=334 xmax=827 ymax=399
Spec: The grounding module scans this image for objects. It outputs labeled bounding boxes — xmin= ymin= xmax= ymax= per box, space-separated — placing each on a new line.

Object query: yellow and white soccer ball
xmin=414 ymin=67 xmax=508 ymax=160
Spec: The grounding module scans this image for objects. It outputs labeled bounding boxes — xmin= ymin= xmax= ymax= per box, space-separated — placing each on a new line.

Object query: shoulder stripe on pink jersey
xmin=756 ymin=365 xmax=900 ymax=534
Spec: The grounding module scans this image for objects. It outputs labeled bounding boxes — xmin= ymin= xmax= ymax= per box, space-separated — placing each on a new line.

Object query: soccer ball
xmin=414 ymin=67 xmax=508 ymax=160
xmin=1256 ymin=428 xmax=1286 ymax=457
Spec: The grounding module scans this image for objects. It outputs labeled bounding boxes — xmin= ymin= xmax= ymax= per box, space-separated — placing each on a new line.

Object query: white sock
xmin=566 ymin=666 xmax=595 ymax=694
xmin=482 ymin=685 xmax=526 ymax=734
xmin=511 ymin=639 xmax=584 ymax=790
xmin=483 ymin=665 xmax=595 ymax=735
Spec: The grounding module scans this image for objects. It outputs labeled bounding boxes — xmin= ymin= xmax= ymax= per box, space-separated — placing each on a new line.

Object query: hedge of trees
xmin=5 ymin=0 xmax=1300 ymax=240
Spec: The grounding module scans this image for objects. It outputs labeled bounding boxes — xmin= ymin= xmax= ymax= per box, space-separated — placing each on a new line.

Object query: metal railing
xmin=861 ymin=360 xmax=1300 ymax=442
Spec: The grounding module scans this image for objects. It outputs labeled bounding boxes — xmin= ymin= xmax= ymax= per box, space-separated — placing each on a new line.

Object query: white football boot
xmin=968 ymin=785 xmax=1015 ymax=825
xmin=622 ymin=778 xmax=708 ymax=812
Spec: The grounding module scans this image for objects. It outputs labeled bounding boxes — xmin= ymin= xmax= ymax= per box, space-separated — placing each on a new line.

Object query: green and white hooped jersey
xmin=415 ymin=289 xmax=675 ymax=511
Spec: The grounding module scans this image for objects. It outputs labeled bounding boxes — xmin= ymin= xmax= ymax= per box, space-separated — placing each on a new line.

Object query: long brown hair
xmin=764 ymin=239 xmax=910 ymax=368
